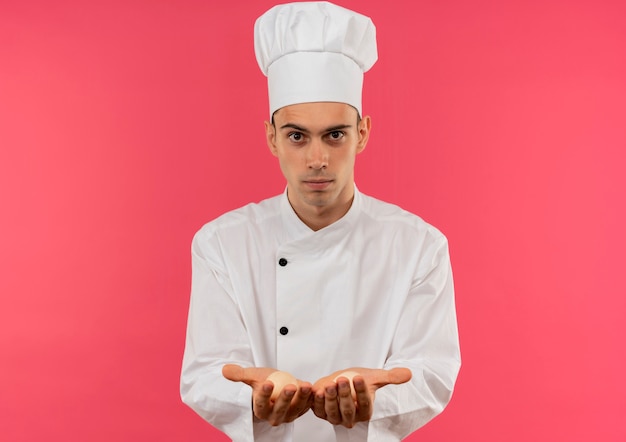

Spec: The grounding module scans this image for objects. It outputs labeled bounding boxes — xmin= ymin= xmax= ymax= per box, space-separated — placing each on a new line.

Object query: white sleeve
xmin=368 ymin=235 xmax=461 ymax=441
xmin=180 ymin=228 xmax=256 ymax=442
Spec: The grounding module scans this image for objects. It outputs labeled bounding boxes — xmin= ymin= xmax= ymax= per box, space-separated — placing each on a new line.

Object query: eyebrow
xmin=279 ymin=123 xmax=353 ymax=133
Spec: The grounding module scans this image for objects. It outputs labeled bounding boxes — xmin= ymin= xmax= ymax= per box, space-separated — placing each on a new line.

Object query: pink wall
xmin=1 ymin=0 xmax=625 ymax=440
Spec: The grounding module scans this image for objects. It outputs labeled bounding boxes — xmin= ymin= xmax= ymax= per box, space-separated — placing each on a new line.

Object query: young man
xmin=181 ymin=3 xmax=460 ymax=441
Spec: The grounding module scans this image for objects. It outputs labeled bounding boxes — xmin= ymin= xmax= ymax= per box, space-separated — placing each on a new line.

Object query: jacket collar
xmin=280 ymin=184 xmax=362 ymax=241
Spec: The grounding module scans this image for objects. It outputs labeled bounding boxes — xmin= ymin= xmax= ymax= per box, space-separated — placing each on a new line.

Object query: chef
xmin=180 ymin=2 xmax=461 ymax=441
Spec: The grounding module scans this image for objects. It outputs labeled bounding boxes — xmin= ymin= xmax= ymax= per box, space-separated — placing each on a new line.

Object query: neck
xmin=289 ymin=194 xmax=354 ymax=232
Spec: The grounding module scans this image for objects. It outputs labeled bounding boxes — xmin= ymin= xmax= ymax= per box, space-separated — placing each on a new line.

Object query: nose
xmin=306 ymin=139 xmax=328 ymax=170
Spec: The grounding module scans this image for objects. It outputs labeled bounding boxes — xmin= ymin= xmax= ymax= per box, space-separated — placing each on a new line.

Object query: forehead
xmin=274 ymin=102 xmax=358 ymax=128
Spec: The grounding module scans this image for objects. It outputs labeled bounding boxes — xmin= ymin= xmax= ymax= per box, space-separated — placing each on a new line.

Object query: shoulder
xmin=194 ymin=194 xmax=282 ymax=243
xmin=358 ymin=193 xmax=447 ymax=244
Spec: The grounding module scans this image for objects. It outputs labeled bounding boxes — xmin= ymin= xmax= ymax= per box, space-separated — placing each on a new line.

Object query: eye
xmin=328 ymin=131 xmax=344 ymax=140
xmin=288 ymin=132 xmax=305 ymax=143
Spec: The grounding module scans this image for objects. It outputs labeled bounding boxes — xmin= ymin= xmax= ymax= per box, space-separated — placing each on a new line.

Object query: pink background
xmin=1 ymin=0 xmax=625 ymax=440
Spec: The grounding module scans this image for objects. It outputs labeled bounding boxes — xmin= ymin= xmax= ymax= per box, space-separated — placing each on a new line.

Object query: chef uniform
xmin=180 ymin=2 xmax=460 ymax=441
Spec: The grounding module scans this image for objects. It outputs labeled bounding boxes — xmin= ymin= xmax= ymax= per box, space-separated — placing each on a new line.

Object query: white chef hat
xmin=254 ymin=1 xmax=378 ymax=118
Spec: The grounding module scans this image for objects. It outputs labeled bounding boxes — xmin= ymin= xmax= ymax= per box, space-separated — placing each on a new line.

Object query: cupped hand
xmin=222 ymin=364 xmax=313 ymax=426
xmin=311 ymin=367 xmax=412 ymax=428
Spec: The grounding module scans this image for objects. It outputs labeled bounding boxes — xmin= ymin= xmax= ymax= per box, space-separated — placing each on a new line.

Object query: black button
xmin=279 ymin=326 xmax=289 ymax=335
xmin=278 ymin=258 xmax=288 ymax=266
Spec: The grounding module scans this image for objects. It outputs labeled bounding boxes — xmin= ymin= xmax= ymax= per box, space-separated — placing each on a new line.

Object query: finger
xmin=353 ymin=376 xmax=372 ymax=421
xmin=370 ymin=367 xmax=412 ymax=389
xmin=324 ymin=384 xmax=341 ymax=425
xmin=253 ymin=382 xmax=274 ymax=420
xmin=387 ymin=367 xmax=412 ymax=385
xmin=222 ymin=364 xmax=244 ymax=382
xmin=268 ymin=385 xmax=296 ymax=426
xmin=334 ymin=375 xmax=353 ymax=394
xmin=337 ymin=378 xmax=356 ymax=428
xmin=301 ymin=396 xmax=313 ymax=418
xmin=286 ymin=383 xmax=312 ymax=421
xmin=313 ymin=390 xmax=327 ymax=419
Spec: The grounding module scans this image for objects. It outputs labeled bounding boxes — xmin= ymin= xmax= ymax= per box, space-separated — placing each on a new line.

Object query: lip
xmin=303 ymin=179 xmax=333 ymax=190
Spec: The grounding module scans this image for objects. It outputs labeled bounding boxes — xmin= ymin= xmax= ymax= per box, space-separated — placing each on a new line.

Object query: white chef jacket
xmin=181 ymin=186 xmax=460 ymax=442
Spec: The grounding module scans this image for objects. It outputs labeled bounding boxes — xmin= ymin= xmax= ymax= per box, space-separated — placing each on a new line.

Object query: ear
xmin=356 ymin=115 xmax=371 ymax=154
xmin=264 ymin=120 xmax=278 ymax=157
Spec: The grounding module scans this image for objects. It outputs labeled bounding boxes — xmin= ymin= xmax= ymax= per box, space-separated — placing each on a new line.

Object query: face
xmin=265 ymin=102 xmax=371 ymax=225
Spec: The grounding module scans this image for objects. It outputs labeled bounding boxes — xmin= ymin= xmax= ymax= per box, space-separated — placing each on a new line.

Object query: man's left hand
xmin=311 ymin=367 xmax=412 ymax=428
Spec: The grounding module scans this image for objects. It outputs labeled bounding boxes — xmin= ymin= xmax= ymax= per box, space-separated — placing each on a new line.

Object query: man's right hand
xmin=222 ymin=364 xmax=313 ymax=426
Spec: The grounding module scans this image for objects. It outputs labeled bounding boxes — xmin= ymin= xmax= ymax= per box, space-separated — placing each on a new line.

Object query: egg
xmin=266 ymin=370 xmax=298 ymax=400
xmin=333 ymin=370 xmax=360 ymax=399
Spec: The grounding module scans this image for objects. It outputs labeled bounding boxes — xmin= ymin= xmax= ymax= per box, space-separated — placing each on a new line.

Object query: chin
xmin=305 ymin=197 xmax=330 ymax=208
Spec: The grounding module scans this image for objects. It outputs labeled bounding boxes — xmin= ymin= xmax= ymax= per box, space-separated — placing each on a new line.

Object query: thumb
xmin=386 ymin=367 xmax=412 ymax=385
xmin=222 ymin=364 xmax=244 ymax=382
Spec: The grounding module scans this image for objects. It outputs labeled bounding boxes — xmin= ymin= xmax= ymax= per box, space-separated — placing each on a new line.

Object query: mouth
xmin=303 ymin=179 xmax=333 ymax=190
